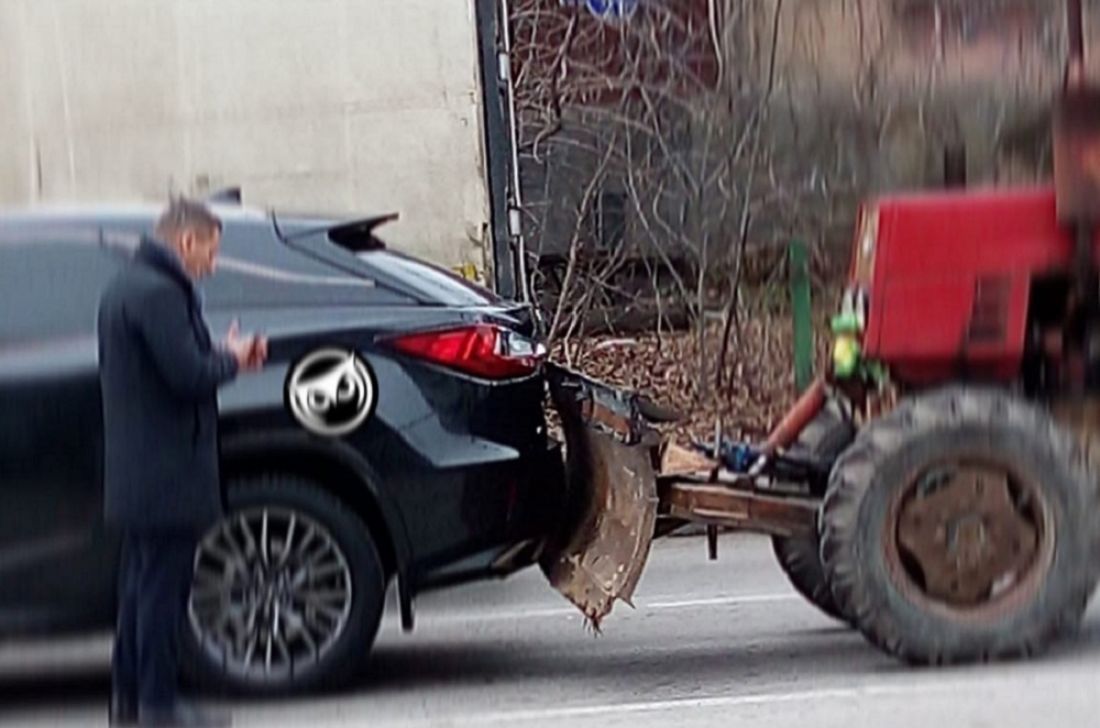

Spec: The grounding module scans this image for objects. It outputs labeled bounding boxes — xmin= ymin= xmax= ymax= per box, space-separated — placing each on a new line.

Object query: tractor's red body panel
xmin=862 ymin=186 xmax=1100 ymax=384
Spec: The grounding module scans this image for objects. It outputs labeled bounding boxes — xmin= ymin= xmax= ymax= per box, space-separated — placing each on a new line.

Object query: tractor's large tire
xmin=821 ymin=387 xmax=1100 ymax=664
xmin=771 ymin=399 xmax=855 ymax=623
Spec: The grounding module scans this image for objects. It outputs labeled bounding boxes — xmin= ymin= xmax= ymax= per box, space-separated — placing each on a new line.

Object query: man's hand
xmin=246 ymin=335 xmax=269 ymax=370
xmin=225 ymin=320 xmax=268 ymax=372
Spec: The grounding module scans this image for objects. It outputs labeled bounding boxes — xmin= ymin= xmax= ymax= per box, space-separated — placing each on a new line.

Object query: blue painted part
xmin=560 ymin=0 xmax=640 ymax=22
xmin=691 ymin=439 xmax=761 ymax=474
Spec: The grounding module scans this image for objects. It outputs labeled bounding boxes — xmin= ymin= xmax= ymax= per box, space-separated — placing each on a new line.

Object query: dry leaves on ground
xmin=551 ymin=301 xmax=833 ymax=445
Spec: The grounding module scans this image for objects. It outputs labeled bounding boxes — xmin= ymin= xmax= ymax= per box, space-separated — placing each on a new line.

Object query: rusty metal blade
xmin=542 ymin=365 xmax=659 ymax=629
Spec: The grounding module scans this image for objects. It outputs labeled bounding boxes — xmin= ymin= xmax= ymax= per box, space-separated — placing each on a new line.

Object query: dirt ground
xmin=552 ymin=290 xmax=837 ymax=445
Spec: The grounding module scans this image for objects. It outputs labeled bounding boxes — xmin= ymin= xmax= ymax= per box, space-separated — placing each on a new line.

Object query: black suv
xmin=0 ymin=205 xmax=563 ymax=693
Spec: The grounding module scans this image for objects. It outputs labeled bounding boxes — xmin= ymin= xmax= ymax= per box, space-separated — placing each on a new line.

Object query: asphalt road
xmin=2 ymin=533 xmax=1098 ymax=727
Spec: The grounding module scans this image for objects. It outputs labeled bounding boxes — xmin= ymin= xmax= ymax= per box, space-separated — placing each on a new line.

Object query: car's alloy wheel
xmin=189 ymin=506 xmax=354 ymax=680
xmin=182 ymin=476 xmax=386 ymax=694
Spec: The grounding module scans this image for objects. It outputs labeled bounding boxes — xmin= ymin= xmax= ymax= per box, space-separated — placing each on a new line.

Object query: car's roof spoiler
xmin=281 ymin=212 xmax=399 ymax=253
xmin=206 ymin=187 xmax=243 ymax=205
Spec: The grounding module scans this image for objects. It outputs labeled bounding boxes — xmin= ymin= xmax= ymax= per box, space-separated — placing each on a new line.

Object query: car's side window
xmin=0 ymin=229 xmax=127 ymax=346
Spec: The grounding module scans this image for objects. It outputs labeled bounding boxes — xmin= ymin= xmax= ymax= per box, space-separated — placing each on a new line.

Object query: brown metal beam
xmin=662 ymin=481 xmax=819 ymax=539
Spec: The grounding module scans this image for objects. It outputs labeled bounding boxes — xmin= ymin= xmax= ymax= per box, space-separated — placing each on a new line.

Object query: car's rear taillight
xmin=387 ymin=324 xmax=546 ymax=379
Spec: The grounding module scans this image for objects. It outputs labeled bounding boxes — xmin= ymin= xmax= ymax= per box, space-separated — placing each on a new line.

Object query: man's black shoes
xmin=109 ymin=693 xmax=138 ymax=726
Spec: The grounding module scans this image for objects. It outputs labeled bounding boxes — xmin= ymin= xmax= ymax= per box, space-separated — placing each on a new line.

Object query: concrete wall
xmin=0 ymin=0 xmax=491 ymax=268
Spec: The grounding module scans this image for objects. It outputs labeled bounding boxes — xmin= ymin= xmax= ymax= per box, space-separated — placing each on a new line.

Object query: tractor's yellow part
xmin=833 ymin=335 xmax=861 ymax=379
xmin=543 ymin=366 xmax=659 ymax=629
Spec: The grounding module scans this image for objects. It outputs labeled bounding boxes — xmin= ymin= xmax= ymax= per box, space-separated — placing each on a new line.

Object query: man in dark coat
xmin=98 ymin=198 xmax=266 ymax=727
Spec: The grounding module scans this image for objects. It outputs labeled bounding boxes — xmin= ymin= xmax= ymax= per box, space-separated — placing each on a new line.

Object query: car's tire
xmin=771 ymin=399 xmax=854 ymax=623
xmin=182 ymin=475 xmax=386 ymax=694
xmin=821 ymin=387 xmax=1100 ymax=664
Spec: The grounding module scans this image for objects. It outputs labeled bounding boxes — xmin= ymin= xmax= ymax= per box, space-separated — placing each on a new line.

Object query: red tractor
xmin=542 ymin=1 xmax=1100 ymax=665
xmin=782 ymin=185 xmax=1100 ymax=664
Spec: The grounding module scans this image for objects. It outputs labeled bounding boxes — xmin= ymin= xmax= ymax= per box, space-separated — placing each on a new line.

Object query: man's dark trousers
xmin=113 ymin=531 xmax=198 ymax=710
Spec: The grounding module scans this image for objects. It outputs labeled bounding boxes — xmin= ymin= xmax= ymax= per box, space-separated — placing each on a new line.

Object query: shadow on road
xmin=351 ymin=630 xmax=877 ymax=695
xmin=0 ymin=667 xmax=107 ymax=715
xmin=1 ymin=614 xmax=1098 ymax=712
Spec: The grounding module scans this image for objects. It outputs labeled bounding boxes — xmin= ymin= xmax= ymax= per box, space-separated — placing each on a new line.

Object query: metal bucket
xmin=541 ymin=365 xmax=660 ymax=629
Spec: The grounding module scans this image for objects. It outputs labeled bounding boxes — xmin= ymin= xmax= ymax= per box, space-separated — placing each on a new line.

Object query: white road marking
xmin=646 ymin=593 xmax=798 ymax=610
xmin=417 ymin=593 xmax=799 ymax=625
xmin=0 ymin=594 xmax=801 ymax=665
xmin=442 ymin=684 xmax=941 ymax=724
xmin=379 ymin=670 xmax=1086 ymax=727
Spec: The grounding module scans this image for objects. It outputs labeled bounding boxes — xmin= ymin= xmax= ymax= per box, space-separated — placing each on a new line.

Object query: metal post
xmin=1063 ymin=0 xmax=1093 ymax=299
xmin=706 ymin=525 xmax=719 ymax=561
xmin=1068 ymin=0 xmax=1085 ymax=70
xmin=498 ymin=0 xmax=531 ymax=303
xmin=789 ymin=239 xmax=814 ymax=394
xmin=944 ymin=145 xmax=967 ymax=189
xmin=474 ymin=0 xmax=518 ymax=299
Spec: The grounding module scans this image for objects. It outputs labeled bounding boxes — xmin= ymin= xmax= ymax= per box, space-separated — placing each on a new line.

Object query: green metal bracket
xmin=789 ymin=239 xmax=813 ymax=393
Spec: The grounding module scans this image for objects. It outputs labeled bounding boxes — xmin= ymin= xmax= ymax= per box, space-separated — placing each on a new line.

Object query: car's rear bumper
xmin=411 ymin=438 xmax=565 ymax=591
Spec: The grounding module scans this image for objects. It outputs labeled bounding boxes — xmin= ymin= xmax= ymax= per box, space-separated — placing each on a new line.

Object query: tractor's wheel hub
xmin=892 ymin=464 xmax=1043 ymax=608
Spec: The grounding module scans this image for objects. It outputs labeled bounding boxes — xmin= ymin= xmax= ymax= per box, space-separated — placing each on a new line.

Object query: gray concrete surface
xmin=1 ymin=1 xmax=492 ymax=270
xmin=1 ymin=533 xmax=1098 ymax=727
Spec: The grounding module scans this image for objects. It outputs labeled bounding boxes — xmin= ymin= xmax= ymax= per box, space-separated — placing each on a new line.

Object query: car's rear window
xmin=200 ymin=222 xmax=415 ymax=309
xmin=355 ymin=250 xmax=500 ymax=307
xmin=282 ymin=226 xmax=501 ymax=307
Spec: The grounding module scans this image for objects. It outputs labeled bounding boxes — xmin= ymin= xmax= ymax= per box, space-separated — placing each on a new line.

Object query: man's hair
xmin=154 ymin=197 xmax=222 ymax=243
